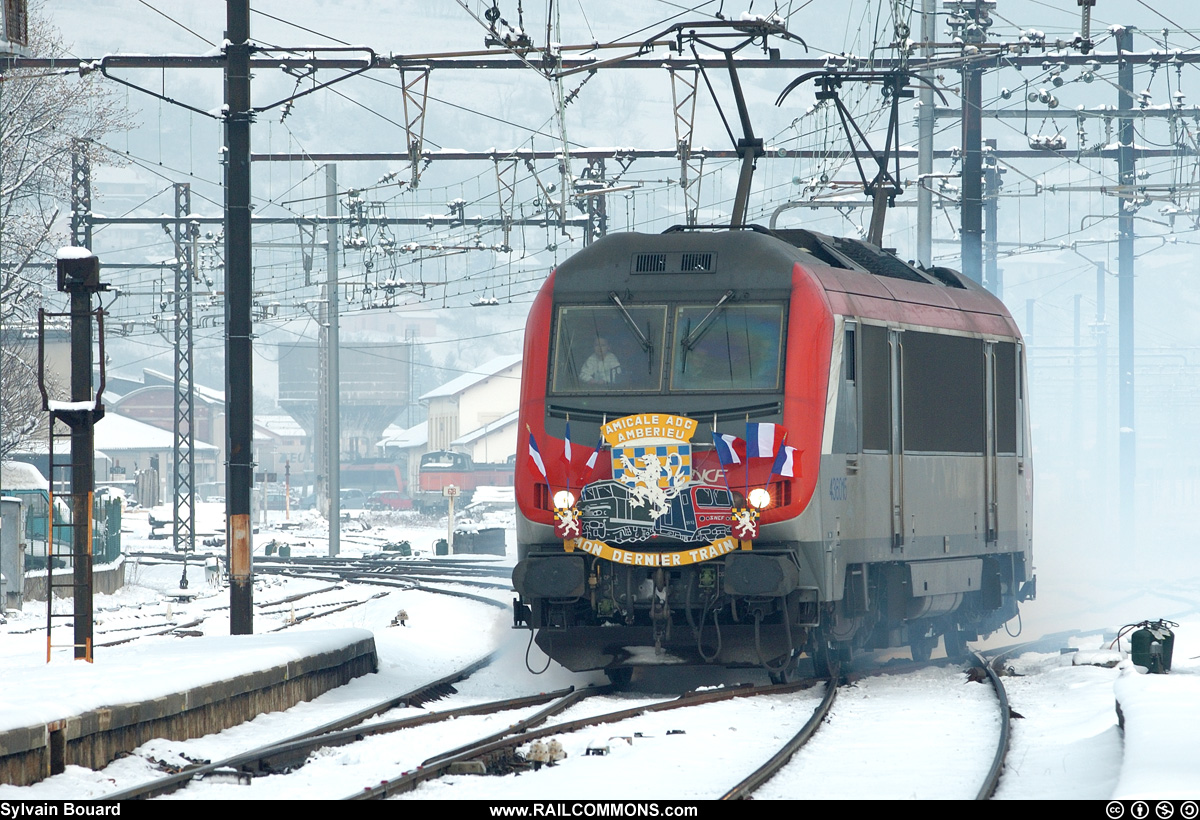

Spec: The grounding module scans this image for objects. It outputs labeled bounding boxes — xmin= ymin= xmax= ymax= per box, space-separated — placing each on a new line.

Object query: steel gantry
xmin=170 ymin=184 xmax=197 ymax=566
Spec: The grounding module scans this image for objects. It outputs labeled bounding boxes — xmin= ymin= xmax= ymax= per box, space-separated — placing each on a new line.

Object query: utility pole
xmin=955 ymin=1 xmax=992 ymax=284
xmin=917 ymin=0 xmax=935 ymax=267
xmin=53 ymin=252 xmax=107 ymax=661
xmin=225 ymin=0 xmax=254 ymax=633
xmin=1073 ymin=292 xmax=1082 ymax=480
xmin=1116 ymin=26 xmax=1136 ymax=556
xmin=983 ymin=138 xmax=1001 ymax=295
xmin=326 ymin=164 xmax=340 ymax=557
xmin=1095 ymin=261 xmax=1108 ymax=523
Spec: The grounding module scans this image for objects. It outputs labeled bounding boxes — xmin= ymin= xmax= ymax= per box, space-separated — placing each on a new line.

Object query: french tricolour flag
xmin=584 ymin=437 xmax=605 ymax=472
xmin=528 ymin=431 xmax=548 ymax=479
xmin=746 ymin=422 xmax=787 ymax=459
xmin=712 ymin=432 xmax=745 ymax=466
xmin=771 ymin=444 xmax=797 ymax=478
xmin=563 ymin=419 xmax=573 ymax=466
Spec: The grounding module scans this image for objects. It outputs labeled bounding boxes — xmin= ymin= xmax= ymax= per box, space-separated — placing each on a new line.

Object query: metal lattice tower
xmin=172 ymin=183 xmax=197 ymax=558
xmin=70 ymin=145 xmax=92 ymax=250
xmin=494 ymin=158 xmax=518 ymax=250
xmin=399 ymin=68 xmax=430 ymax=189
xmin=669 ymin=67 xmax=703 ymax=226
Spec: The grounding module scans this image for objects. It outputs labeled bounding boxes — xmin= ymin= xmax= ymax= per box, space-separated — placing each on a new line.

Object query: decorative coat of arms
xmin=604 ymin=413 xmax=697 ymax=519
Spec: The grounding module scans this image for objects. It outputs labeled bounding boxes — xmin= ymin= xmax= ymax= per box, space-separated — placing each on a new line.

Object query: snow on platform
xmin=0 ymin=629 xmax=377 ymax=786
xmin=1112 ymin=664 xmax=1200 ymax=798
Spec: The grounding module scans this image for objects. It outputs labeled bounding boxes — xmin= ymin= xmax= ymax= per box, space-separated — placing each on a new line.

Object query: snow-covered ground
xmin=0 ymin=503 xmax=1197 ymax=800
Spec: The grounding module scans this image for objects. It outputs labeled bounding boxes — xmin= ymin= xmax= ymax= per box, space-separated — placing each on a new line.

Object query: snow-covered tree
xmin=1 ymin=4 xmax=131 ymax=459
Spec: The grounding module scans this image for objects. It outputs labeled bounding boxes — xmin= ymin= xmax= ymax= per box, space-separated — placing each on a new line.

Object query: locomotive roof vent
xmin=632 ymin=251 xmax=715 ymax=274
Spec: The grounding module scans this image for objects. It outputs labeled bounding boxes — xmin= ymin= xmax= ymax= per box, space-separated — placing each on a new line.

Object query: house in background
xmin=375 ymin=420 xmax=427 ymax=500
xmin=450 ymin=409 xmax=519 ymax=466
xmin=421 ymin=354 xmax=521 ymax=459
xmin=256 ymin=413 xmax=308 ymax=482
xmin=106 ymin=370 xmax=306 ymax=499
xmin=107 ymin=369 xmax=226 ymax=495
xmin=94 ymin=413 xmax=220 ymax=508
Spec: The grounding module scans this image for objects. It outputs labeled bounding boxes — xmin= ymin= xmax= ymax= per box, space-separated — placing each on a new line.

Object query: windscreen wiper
xmin=608 ymin=292 xmax=654 ymax=371
xmin=679 ymin=290 xmax=735 ymax=352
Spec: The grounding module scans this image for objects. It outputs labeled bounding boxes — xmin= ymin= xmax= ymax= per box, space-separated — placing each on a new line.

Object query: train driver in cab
xmin=580 ymin=336 xmax=622 ymax=385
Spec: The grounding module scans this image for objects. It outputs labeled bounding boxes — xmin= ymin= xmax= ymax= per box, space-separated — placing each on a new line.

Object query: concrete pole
xmin=1073 ymin=293 xmax=1082 ymax=479
xmin=983 ymin=139 xmax=999 ymax=295
xmin=326 ymin=164 xmax=341 ymax=557
xmin=1095 ymin=262 xmax=1109 ymax=521
xmin=960 ymin=60 xmax=983 ymax=283
xmin=917 ymin=0 xmax=935 ymax=267
xmin=1116 ymin=27 xmax=1136 ymax=554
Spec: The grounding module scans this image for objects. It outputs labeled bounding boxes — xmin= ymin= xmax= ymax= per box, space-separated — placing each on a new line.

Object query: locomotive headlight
xmin=748 ymin=488 xmax=771 ymax=510
xmin=553 ymin=490 xmax=576 ymax=509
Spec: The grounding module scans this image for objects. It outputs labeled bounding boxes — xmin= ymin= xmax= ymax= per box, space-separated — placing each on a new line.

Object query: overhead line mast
xmin=225 ymin=0 xmax=254 ymax=634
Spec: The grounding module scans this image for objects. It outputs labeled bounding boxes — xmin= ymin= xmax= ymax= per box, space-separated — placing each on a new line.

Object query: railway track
xmin=37 ymin=578 xmax=380 ymax=647
xmin=75 ymin=557 xmax=525 ymax=800
xmin=35 ymin=551 xmax=1093 ymax=800
xmin=354 ymin=680 xmax=823 ymax=800
xmin=365 ymin=642 xmax=1068 ymax=801
xmin=726 ymin=635 xmax=1097 ymax=800
xmin=727 ymin=658 xmax=1009 ymax=800
xmin=104 ymin=653 xmax=507 ymax=799
xmin=127 ymin=550 xmax=516 ymax=583
xmin=96 ymin=638 xmax=1078 ymax=800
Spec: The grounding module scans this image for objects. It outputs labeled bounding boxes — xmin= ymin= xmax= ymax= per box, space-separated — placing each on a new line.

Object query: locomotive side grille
xmin=680 ymin=252 xmax=713 ymax=271
xmin=634 ymin=253 xmax=667 ymax=272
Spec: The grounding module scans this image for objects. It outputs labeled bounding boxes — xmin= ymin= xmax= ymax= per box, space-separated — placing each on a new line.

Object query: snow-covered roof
xmin=97 ymin=412 xmax=218 ymax=453
xmin=142 ymin=369 xmax=225 ymax=404
xmin=419 ymin=354 xmax=521 ymax=401
xmin=257 ymin=413 xmax=306 ymax=438
xmin=377 ymin=420 xmax=427 ymax=450
xmin=450 ymin=410 xmax=519 ymax=447
xmin=0 ymin=462 xmax=49 ymax=492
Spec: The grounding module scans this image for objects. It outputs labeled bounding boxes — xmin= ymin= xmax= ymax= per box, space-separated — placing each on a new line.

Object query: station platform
xmin=0 ymin=629 xmax=377 ymax=787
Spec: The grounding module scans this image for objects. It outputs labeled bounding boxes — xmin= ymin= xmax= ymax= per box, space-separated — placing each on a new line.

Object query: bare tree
xmin=0 ymin=334 xmax=52 ymax=461
xmin=1 ymin=4 xmax=132 ymax=459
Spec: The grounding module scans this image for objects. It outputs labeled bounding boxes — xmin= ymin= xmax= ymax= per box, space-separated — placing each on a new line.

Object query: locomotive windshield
xmin=550 ymin=304 xmax=667 ymax=392
xmin=550 ymin=302 xmax=785 ymax=394
xmin=671 ymin=304 xmax=785 ymax=391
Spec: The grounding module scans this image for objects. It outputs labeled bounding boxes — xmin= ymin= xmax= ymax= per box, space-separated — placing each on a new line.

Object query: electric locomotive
xmin=512 ymin=225 xmax=1035 ymax=681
